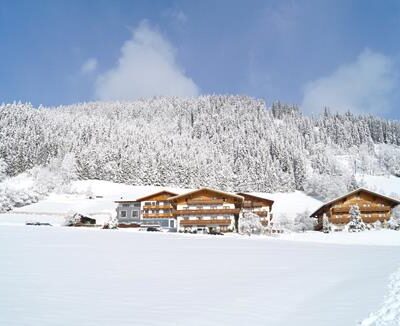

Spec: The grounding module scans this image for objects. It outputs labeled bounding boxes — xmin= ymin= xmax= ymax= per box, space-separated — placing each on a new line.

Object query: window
xmin=133 ymin=203 xmax=140 ymax=207
xmin=170 ymin=220 xmax=175 ymax=228
xmin=122 ymin=204 xmax=130 ymax=207
xmin=132 ymin=211 xmax=139 ymax=218
xmin=144 ymin=201 xmax=152 ymax=206
xmin=120 ymin=211 xmax=127 ymax=218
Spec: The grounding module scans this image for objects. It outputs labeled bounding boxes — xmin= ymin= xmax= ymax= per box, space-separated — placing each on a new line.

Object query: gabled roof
xmin=135 ymin=190 xmax=179 ymax=202
xmin=169 ymin=187 xmax=244 ymax=201
xmin=114 ymin=199 xmax=139 ymax=204
xmin=236 ymin=192 xmax=274 ymax=206
xmin=310 ymin=187 xmax=400 ymax=217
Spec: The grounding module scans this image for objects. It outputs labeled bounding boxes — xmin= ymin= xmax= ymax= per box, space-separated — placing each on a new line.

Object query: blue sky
xmin=1 ymin=0 xmax=400 ymax=118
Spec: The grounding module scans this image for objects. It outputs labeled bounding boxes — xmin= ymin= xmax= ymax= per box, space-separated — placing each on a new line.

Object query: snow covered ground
xmin=362 ymin=267 xmax=400 ymax=325
xmin=0 ymin=225 xmax=398 ymax=326
xmin=278 ymin=229 xmax=400 ymax=246
xmin=1 ymin=178 xmax=400 ymax=325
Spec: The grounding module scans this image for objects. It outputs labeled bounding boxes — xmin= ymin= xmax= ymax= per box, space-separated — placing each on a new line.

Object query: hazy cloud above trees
xmin=95 ymin=21 xmax=199 ymax=100
xmin=301 ymin=49 xmax=398 ymax=115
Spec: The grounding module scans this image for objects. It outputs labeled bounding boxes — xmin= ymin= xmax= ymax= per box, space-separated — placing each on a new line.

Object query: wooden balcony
xmin=330 ymin=212 xmax=391 ymax=224
xmin=329 ymin=216 xmax=350 ymax=224
xmin=254 ymin=211 xmax=269 ymax=217
xmin=175 ymin=208 xmax=240 ymax=215
xmin=180 ymin=219 xmax=232 ymax=226
xmin=187 ymin=199 xmax=224 ymax=205
xmin=332 ymin=205 xmax=391 ymax=213
xmin=243 ymin=201 xmax=263 ymax=208
xmin=143 ymin=205 xmax=173 ymax=210
xmin=142 ymin=213 xmax=174 ymax=218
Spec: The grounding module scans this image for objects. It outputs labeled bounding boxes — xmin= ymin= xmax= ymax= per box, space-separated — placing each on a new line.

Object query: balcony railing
xmin=186 ymin=199 xmax=224 ymax=205
xmin=243 ymin=202 xmax=263 ymax=208
xmin=180 ymin=219 xmax=232 ymax=226
xmin=143 ymin=205 xmax=173 ymax=210
xmin=329 ymin=212 xmax=391 ymax=224
xmin=142 ymin=213 xmax=174 ymax=218
xmin=332 ymin=205 xmax=391 ymax=213
xmin=175 ymin=208 xmax=240 ymax=215
xmin=254 ymin=211 xmax=269 ymax=217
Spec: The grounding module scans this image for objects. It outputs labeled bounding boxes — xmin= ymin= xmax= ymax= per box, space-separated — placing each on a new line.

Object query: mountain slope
xmin=1 ymin=96 xmax=400 ymax=199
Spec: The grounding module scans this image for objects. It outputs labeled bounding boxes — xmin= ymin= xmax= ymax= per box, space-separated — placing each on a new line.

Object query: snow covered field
xmin=1 ymin=177 xmax=400 ymax=325
xmin=0 ymin=225 xmax=399 ymax=326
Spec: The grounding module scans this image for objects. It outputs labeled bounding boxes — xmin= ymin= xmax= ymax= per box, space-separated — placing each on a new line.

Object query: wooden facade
xmin=115 ymin=188 xmax=275 ymax=233
xmin=170 ymin=188 xmax=244 ymax=232
xmin=135 ymin=190 xmax=178 ymax=219
xmin=311 ymin=188 xmax=400 ymax=230
xmin=237 ymin=193 xmax=274 ymax=226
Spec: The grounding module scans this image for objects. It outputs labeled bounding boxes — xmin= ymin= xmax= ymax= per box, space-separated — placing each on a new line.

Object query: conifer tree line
xmin=0 ymin=96 xmax=399 ymax=198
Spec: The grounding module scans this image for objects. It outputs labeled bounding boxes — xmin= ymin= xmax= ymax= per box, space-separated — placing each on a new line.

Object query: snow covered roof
xmin=236 ymin=192 xmax=274 ymax=205
xmin=135 ymin=190 xmax=179 ymax=202
xmin=169 ymin=187 xmax=244 ymax=201
xmin=114 ymin=199 xmax=139 ymax=203
xmin=310 ymin=187 xmax=400 ymax=217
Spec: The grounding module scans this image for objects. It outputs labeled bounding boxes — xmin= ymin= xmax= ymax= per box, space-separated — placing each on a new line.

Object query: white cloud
xmin=163 ymin=8 xmax=187 ymax=24
xmin=81 ymin=58 xmax=98 ymax=74
xmin=301 ymin=49 xmax=398 ymax=115
xmin=95 ymin=21 xmax=199 ymax=100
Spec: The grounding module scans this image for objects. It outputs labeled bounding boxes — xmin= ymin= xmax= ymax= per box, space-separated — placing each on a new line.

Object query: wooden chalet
xmin=237 ymin=193 xmax=274 ymax=226
xmin=310 ymin=188 xmax=400 ymax=230
xmin=169 ymin=188 xmax=244 ymax=232
xmin=135 ymin=190 xmax=178 ymax=220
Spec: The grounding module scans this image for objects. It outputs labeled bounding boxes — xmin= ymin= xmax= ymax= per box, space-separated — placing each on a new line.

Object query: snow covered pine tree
xmin=239 ymin=211 xmax=263 ymax=235
xmin=347 ymin=204 xmax=365 ymax=232
xmin=322 ymin=213 xmax=331 ymax=233
xmin=388 ymin=205 xmax=400 ymax=230
xmin=103 ymin=215 xmax=119 ymax=229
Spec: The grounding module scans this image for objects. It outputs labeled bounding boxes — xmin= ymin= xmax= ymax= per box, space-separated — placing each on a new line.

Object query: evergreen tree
xmin=388 ymin=205 xmax=400 ymax=230
xmin=347 ymin=205 xmax=365 ymax=232
xmin=322 ymin=213 xmax=331 ymax=233
xmin=0 ymin=96 xmax=399 ymax=196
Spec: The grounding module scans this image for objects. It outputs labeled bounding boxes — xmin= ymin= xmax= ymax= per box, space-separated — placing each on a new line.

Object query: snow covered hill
xmin=358 ymin=174 xmax=400 ymax=197
xmin=1 ymin=97 xmax=400 ymax=197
